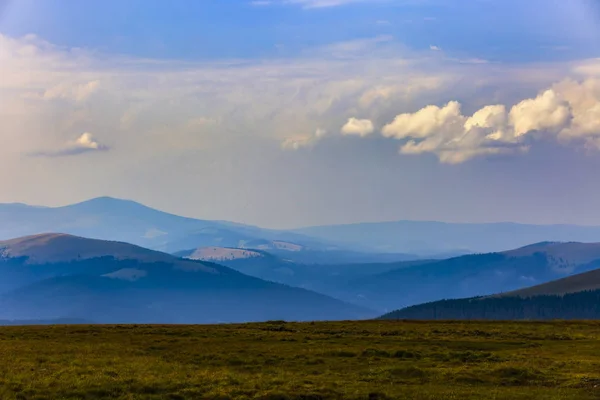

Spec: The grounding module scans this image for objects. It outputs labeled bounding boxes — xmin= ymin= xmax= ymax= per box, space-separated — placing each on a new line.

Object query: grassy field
xmin=1 ymin=321 xmax=600 ymax=399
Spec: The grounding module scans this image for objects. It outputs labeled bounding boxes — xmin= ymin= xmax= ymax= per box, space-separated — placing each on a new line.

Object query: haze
xmin=1 ymin=0 xmax=600 ymax=228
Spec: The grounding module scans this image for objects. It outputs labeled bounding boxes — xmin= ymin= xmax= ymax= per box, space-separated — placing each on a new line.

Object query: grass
xmin=1 ymin=320 xmax=600 ymax=399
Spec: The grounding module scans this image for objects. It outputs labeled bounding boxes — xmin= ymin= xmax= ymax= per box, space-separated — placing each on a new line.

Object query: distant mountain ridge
xmin=380 ymin=241 xmax=600 ymax=321
xmin=0 ymin=233 xmax=371 ymax=323
xmin=294 ymin=221 xmax=600 ymax=254
xmin=0 ymin=197 xmax=336 ymax=254
xmin=8 ymin=197 xmax=600 ymax=257
xmin=344 ymin=241 xmax=600 ymax=312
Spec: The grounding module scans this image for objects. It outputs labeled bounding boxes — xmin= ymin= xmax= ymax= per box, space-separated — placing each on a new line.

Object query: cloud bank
xmin=337 ymin=78 xmax=600 ymax=163
xmin=1 ymin=31 xmax=598 ymax=169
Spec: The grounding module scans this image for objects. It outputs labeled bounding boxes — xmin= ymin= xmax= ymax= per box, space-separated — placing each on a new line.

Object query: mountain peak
xmin=0 ymin=233 xmax=179 ymax=265
xmin=69 ymin=196 xmax=141 ymax=208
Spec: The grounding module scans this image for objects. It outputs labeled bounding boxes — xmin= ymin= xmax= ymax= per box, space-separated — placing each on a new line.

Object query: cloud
xmin=573 ymin=59 xmax=600 ymax=76
xmin=509 ymin=89 xmax=571 ymax=137
xmin=429 ymin=45 xmax=441 ymax=51
xmin=0 ymin=31 xmax=591 ymax=170
xmin=281 ymin=128 xmax=327 ymax=150
xmin=375 ymin=79 xmax=600 ymax=163
xmin=42 ymin=80 xmax=100 ymax=102
xmin=341 ymin=118 xmax=375 ymax=136
xmin=382 ymin=101 xmax=463 ymax=139
xmin=33 ymin=133 xmax=109 ymax=157
xmin=1 ymin=32 xmax=464 ymax=163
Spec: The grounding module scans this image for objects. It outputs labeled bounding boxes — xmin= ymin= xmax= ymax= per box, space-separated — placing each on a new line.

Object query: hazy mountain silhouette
xmin=380 ymin=242 xmax=600 ymax=320
xmin=294 ymin=221 xmax=600 ymax=254
xmin=0 ymin=197 xmax=333 ymax=254
xmin=0 ymin=234 xmax=371 ymax=323
xmin=9 ymin=197 xmax=600 ymax=259
xmin=343 ymin=241 xmax=600 ymax=312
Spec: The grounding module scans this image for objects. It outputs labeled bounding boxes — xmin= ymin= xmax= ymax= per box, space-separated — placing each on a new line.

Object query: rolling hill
xmin=175 ymin=241 xmax=600 ymax=313
xmin=0 ymin=234 xmax=371 ymax=323
xmin=178 ymin=245 xmax=434 ymax=305
xmin=380 ymin=242 xmax=600 ymax=321
xmin=343 ymin=241 xmax=600 ymax=312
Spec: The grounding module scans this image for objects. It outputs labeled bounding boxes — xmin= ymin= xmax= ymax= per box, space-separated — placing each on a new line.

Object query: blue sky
xmin=1 ymin=0 xmax=600 ymax=227
xmin=2 ymin=0 xmax=599 ymax=62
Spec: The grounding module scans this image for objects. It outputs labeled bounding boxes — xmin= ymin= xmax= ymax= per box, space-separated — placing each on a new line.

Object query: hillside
xmin=179 ymin=246 xmax=435 ymax=307
xmin=497 ymin=267 xmax=600 ymax=298
xmin=346 ymin=241 xmax=600 ymax=312
xmin=185 ymin=246 xmax=265 ymax=262
xmin=380 ymin=290 xmax=600 ymax=321
xmin=381 ymin=244 xmax=600 ymax=320
xmin=0 ymin=234 xmax=371 ymax=323
xmin=176 ymin=241 xmax=600 ymax=313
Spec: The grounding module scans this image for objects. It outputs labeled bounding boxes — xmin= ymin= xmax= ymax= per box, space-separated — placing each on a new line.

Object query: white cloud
xmin=0 ymin=31 xmax=594 ymax=172
xmin=382 ymin=101 xmax=463 ymax=139
xmin=429 ymin=45 xmax=441 ymax=51
xmin=341 ymin=118 xmax=375 ymax=136
xmin=376 ymin=78 xmax=600 ymax=163
xmin=509 ymin=89 xmax=572 ymax=137
xmin=33 ymin=133 xmax=108 ymax=157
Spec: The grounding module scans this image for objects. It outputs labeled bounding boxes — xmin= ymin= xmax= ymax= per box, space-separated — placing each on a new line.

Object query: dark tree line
xmin=381 ymin=290 xmax=600 ymax=320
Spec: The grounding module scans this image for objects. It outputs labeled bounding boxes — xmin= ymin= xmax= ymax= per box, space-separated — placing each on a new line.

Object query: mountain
xmin=379 ymin=290 xmax=600 ymax=321
xmin=0 ymin=234 xmax=371 ymax=323
xmin=294 ymin=221 xmax=600 ymax=254
xmin=175 ymin=244 xmax=418 ymax=266
xmin=0 ymin=197 xmax=333 ymax=254
xmin=380 ymin=242 xmax=600 ymax=321
xmin=343 ymin=242 xmax=600 ymax=312
xmin=177 ymin=245 xmax=433 ymax=304
xmin=11 ymin=196 xmax=600 ymax=260
xmin=497 ymin=262 xmax=600 ymax=298
xmin=176 ymin=241 xmax=600 ymax=313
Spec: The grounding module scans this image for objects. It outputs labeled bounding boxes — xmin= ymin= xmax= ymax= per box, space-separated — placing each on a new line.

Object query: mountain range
xmin=381 ymin=242 xmax=600 ymax=320
xmin=8 ymin=197 xmax=600 ymax=257
xmin=178 ymin=241 xmax=600 ymax=313
xmin=0 ymin=197 xmax=416 ymax=263
xmin=0 ymin=234 xmax=370 ymax=323
xmin=6 ymin=197 xmax=600 ymax=323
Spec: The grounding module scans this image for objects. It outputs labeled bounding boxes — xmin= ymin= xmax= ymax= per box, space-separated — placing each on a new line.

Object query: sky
xmin=1 ymin=0 xmax=600 ymax=228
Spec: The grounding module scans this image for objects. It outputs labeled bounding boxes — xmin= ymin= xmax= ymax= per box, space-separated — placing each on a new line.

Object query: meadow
xmin=1 ymin=320 xmax=600 ymax=399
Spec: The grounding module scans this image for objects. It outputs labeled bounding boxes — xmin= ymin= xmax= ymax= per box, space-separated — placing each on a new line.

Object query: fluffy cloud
xmin=382 ymin=101 xmax=464 ymax=139
xmin=341 ymin=118 xmax=375 ymax=136
xmin=2 ymin=32 xmax=470 ymax=163
xmin=509 ymin=90 xmax=571 ymax=137
xmin=33 ymin=133 xmax=108 ymax=157
xmin=373 ymin=79 xmax=600 ymax=163
xmin=0 ymin=31 xmax=591 ymax=170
